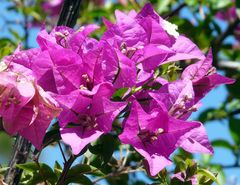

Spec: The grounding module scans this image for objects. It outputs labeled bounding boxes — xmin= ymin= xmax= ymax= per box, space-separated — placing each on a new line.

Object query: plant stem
xmin=58 ymin=141 xmax=67 ymax=163
xmin=212 ymin=18 xmax=239 ymax=67
xmin=218 ymin=60 xmax=240 ymax=71
xmin=0 ymin=118 xmax=3 ymax=131
xmin=163 ymin=3 xmax=186 ymax=18
xmin=93 ymin=168 xmax=144 ymax=184
xmin=23 ymin=8 xmax=29 ymax=49
xmin=56 ymin=155 xmax=77 ymax=185
xmin=4 ymin=135 xmax=32 ymax=185
xmin=33 ymin=156 xmax=48 ymax=185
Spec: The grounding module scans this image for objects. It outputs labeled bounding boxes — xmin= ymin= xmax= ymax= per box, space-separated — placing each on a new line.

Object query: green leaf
xmin=171 ymin=177 xmax=192 ymax=185
xmin=0 ymin=167 xmax=9 ymax=174
xmin=101 ymin=134 xmax=115 ymax=164
xmin=9 ymin=28 xmax=22 ymax=41
xmin=0 ymin=131 xmax=13 ymax=156
xmin=229 ymin=117 xmax=240 ymax=144
xmin=201 ymin=154 xmax=212 ymax=166
xmin=226 ymin=73 xmax=240 ymax=98
xmin=89 ymin=144 xmax=102 ymax=155
xmin=42 ymin=125 xmax=61 ymax=148
xmin=211 ymin=139 xmax=234 ymax=150
xmin=198 ymin=177 xmax=214 ymax=185
xmin=173 ymin=155 xmax=187 ymax=172
xmin=54 ymin=161 xmax=62 ymax=178
xmin=0 ymin=39 xmax=16 ymax=59
xmin=158 ymin=169 xmax=169 ymax=184
xmin=156 ymin=0 xmax=171 ymax=14
xmin=209 ymin=166 xmax=226 ymax=185
xmin=64 ymin=174 xmax=93 ymax=185
xmin=31 ymin=163 xmax=57 ymax=184
xmin=185 ymin=160 xmax=197 ymax=179
xmin=198 ymin=108 xmax=226 ymax=123
xmin=17 ymin=162 xmax=57 ymax=184
xmin=29 ymin=11 xmax=42 ymax=21
xmin=68 ymin=164 xmax=104 ymax=176
xmin=207 ymin=0 xmax=232 ymax=9
xmin=237 ymin=0 xmax=240 ymax=19
xmin=19 ymin=172 xmax=33 ymax=184
xmin=132 ymin=181 xmax=147 ymax=185
xmin=185 ymin=0 xmax=198 ymax=6
xmin=165 ymin=64 xmax=181 ymax=82
xmin=89 ymin=134 xmax=115 ymax=165
xmin=197 ymin=168 xmax=219 ymax=185
xmin=112 ymin=88 xmax=129 ymax=101
xmin=16 ymin=162 xmax=39 ymax=172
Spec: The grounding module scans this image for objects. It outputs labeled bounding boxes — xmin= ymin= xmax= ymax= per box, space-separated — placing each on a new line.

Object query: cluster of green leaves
xmin=0 ymin=132 xmax=220 ymax=185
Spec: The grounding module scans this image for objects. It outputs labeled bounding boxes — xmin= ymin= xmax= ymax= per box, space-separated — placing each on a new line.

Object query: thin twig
xmin=33 ymin=156 xmax=48 ymax=185
xmin=212 ymin=18 xmax=240 ymax=67
xmin=4 ymin=135 xmax=32 ymax=185
xmin=121 ymin=148 xmax=129 ymax=168
xmin=163 ymin=3 xmax=186 ymax=19
xmin=58 ymin=141 xmax=67 ymax=163
xmin=93 ymin=168 xmax=144 ymax=184
xmin=229 ymin=109 xmax=240 ymax=116
xmin=0 ymin=118 xmax=3 ymax=131
xmin=23 ymin=9 xmax=29 ymax=49
xmin=214 ymin=19 xmax=239 ymax=48
xmin=56 ymin=155 xmax=77 ymax=185
xmin=218 ymin=61 xmax=240 ymax=71
xmin=129 ymin=0 xmax=140 ymax=9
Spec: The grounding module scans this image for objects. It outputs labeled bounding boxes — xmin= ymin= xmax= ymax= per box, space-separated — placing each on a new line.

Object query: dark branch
xmin=229 ymin=109 xmax=240 ymax=116
xmin=218 ymin=61 xmax=240 ymax=71
xmin=163 ymin=3 xmax=186 ymax=19
xmin=0 ymin=118 xmax=3 ymax=131
xmin=214 ymin=19 xmax=239 ymax=48
xmin=4 ymin=136 xmax=32 ymax=185
xmin=57 ymin=0 xmax=82 ymax=28
xmin=56 ymin=155 xmax=77 ymax=185
xmin=23 ymin=10 xmax=29 ymax=49
xmin=58 ymin=141 xmax=67 ymax=163
xmin=212 ymin=19 xmax=240 ymax=67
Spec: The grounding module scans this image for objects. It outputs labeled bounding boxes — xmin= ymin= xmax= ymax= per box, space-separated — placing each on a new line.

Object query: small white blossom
xmin=0 ymin=61 xmax=7 ymax=72
xmin=162 ymin=20 xmax=179 ymax=38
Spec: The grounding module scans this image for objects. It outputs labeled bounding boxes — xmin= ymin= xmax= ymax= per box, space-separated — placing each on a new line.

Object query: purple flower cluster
xmin=42 ymin=0 xmax=64 ymax=16
xmin=215 ymin=4 xmax=240 ymax=41
xmin=0 ymin=3 xmax=234 ymax=175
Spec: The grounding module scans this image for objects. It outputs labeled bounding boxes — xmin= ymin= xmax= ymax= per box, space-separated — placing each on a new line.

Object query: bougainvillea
xmin=0 ymin=3 xmax=235 ymax=176
xmin=215 ymin=4 xmax=240 ymax=41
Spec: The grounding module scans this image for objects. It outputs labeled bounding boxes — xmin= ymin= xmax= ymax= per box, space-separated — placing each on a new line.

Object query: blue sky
xmin=0 ymin=1 xmax=239 ymax=184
